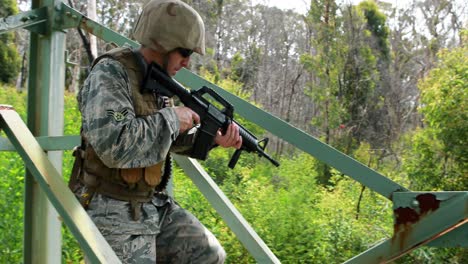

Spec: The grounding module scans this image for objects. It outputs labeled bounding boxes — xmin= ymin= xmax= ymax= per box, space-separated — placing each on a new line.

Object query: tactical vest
xmin=70 ymin=47 xmax=169 ymax=218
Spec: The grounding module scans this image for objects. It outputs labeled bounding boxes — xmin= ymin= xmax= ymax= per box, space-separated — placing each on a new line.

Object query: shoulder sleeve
xmin=78 ymin=58 xmax=180 ymax=168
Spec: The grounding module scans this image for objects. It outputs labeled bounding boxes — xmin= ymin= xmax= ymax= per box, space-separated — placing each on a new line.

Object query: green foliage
xmin=0 ymin=37 xmax=21 ymax=84
xmin=418 ymin=42 xmax=467 ymax=165
xmin=0 ymin=85 xmax=25 ymax=263
xmin=358 ymin=0 xmax=390 ymax=59
xmin=244 ymin=154 xmax=323 ymax=263
xmin=0 ymin=151 xmax=24 ymax=263
xmin=402 ymin=129 xmax=445 ymax=190
xmin=402 ymin=127 xmax=466 ymax=192
xmin=302 ymin=0 xmax=389 ymax=155
xmin=301 ymin=0 xmax=347 ymax=178
xmin=401 ymin=38 xmax=467 ymax=191
xmin=0 ymin=83 xmax=26 ymax=117
xmin=301 ymin=51 xmax=348 ymax=133
xmin=0 ymin=0 xmax=21 ymax=84
xmin=230 ymin=52 xmax=244 ymax=82
xmin=302 ymin=1 xmax=388 ymax=184
xmin=0 ymin=0 xmax=18 ymax=17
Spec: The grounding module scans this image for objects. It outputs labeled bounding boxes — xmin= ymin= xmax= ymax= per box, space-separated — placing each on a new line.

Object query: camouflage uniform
xmin=72 ymin=0 xmax=225 ymax=262
xmin=75 ymin=49 xmax=225 ymax=263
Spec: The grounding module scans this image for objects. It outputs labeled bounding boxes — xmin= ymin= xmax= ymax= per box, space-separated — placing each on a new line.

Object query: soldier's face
xmin=166 ymin=50 xmax=191 ymax=76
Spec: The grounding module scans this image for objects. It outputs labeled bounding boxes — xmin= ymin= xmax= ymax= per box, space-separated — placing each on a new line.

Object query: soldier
xmin=69 ymin=0 xmax=242 ymax=262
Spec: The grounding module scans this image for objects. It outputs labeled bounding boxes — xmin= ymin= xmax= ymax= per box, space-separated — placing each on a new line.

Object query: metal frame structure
xmin=0 ymin=2 xmax=466 ymax=263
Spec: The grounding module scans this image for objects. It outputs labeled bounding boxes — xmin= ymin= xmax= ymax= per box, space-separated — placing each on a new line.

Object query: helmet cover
xmin=132 ymin=0 xmax=205 ymax=55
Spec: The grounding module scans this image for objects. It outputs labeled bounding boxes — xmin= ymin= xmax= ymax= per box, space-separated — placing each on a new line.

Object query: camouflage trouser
xmin=84 ymin=191 xmax=226 ymax=263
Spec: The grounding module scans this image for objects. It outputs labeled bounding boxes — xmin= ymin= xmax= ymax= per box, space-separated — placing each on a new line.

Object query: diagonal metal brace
xmin=0 ymin=7 xmax=47 ymax=35
xmin=0 ymin=105 xmax=121 ymax=263
xmin=173 ymin=154 xmax=281 ymax=264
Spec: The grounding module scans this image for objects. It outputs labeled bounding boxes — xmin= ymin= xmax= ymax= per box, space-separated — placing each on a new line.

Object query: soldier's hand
xmin=215 ymin=123 xmax=242 ymax=149
xmin=173 ymin=106 xmax=200 ymax=133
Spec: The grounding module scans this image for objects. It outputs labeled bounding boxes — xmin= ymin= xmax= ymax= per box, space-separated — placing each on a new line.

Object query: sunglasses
xmin=176 ymin=48 xmax=194 ymax=58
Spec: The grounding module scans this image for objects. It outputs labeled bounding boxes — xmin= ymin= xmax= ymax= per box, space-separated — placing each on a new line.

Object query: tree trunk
xmin=69 ymin=50 xmax=82 ymax=94
xmin=16 ymin=52 xmax=27 ymax=92
xmin=88 ymin=0 xmax=98 ymax=58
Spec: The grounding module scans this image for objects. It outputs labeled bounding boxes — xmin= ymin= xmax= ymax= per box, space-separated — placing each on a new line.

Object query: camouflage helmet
xmin=132 ymin=0 xmax=205 ymax=55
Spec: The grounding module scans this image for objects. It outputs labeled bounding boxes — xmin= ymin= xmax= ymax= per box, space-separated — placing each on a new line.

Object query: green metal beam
xmin=344 ymin=191 xmax=468 ymax=263
xmin=173 ymin=154 xmax=281 ymax=264
xmin=174 ymin=69 xmax=409 ymax=200
xmin=0 ymin=7 xmax=47 ymax=35
xmin=0 ymin=106 xmax=120 ymax=263
xmin=0 ymin=135 xmax=79 ymax=151
xmin=428 ymin=223 xmax=468 ymax=247
xmin=24 ymin=1 xmax=67 ymax=261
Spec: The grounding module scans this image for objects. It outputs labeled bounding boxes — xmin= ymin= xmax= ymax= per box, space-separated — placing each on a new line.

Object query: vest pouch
xmin=83 ymin=171 xmax=99 ymax=187
xmin=121 ymin=168 xmax=143 ymax=184
xmin=83 ymin=145 xmax=114 ymax=177
xmin=68 ymin=146 xmax=84 ymax=192
xmin=144 ymin=162 xmax=163 ymax=187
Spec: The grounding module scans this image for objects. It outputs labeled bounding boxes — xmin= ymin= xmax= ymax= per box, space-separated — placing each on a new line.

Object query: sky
xmin=251 ymin=0 xmax=411 ymax=14
xmin=252 ymin=0 xmax=467 ymax=40
xmin=251 ymin=0 xmax=309 ymax=13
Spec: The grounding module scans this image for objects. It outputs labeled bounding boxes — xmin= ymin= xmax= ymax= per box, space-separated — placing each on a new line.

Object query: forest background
xmin=0 ymin=0 xmax=467 ymax=263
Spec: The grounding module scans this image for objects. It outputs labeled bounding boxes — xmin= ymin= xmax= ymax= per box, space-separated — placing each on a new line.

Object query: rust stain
xmin=81 ymin=17 xmax=95 ymax=35
xmin=416 ymin=193 xmax=440 ymax=214
xmin=392 ymin=193 xmax=441 ymax=250
xmin=387 ymin=219 xmax=468 ymax=263
xmin=394 ymin=207 xmax=420 ymax=225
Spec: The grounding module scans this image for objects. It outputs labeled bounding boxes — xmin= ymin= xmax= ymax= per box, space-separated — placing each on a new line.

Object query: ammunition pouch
xmin=68 ymin=144 xmax=166 ymax=220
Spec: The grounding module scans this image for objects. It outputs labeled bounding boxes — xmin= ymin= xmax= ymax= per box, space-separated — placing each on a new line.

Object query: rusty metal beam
xmin=344 ymin=191 xmax=468 ymax=263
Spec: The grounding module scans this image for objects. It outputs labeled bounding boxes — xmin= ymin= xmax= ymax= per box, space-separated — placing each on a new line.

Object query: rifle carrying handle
xmin=194 ymin=86 xmax=234 ymax=118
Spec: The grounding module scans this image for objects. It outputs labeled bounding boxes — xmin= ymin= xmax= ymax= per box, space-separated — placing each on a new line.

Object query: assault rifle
xmin=142 ymin=63 xmax=279 ymax=169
